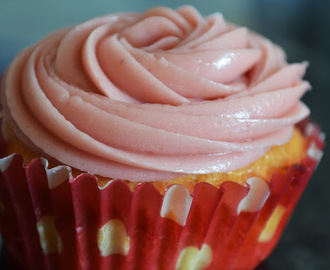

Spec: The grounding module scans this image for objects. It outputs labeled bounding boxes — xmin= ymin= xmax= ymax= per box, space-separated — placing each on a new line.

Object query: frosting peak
xmin=1 ymin=6 xmax=310 ymax=181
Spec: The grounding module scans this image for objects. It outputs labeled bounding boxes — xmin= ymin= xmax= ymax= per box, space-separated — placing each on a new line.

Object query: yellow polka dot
xmin=176 ymin=244 xmax=212 ymax=270
xmin=259 ymin=205 xmax=286 ymax=242
xmin=98 ymin=219 xmax=130 ymax=257
xmin=36 ymin=215 xmax=62 ymax=254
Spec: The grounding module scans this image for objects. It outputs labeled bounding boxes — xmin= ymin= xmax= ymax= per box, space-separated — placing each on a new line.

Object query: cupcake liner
xmin=0 ymin=121 xmax=324 ymax=270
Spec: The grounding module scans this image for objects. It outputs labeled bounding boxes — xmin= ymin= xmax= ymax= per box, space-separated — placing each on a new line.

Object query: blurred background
xmin=0 ymin=0 xmax=329 ymax=269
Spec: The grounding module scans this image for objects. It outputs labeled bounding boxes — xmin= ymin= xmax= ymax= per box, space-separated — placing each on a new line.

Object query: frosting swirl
xmin=1 ymin=6 xmax=310 ymax=181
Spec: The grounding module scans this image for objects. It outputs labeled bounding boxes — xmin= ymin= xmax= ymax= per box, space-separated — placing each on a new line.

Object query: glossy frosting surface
xmin=1 ymin=6 xmax=310 ymax=181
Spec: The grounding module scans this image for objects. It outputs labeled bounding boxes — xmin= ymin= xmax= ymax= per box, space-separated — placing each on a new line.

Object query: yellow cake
xmin=3 ymin=122 xmax=308 ymax=194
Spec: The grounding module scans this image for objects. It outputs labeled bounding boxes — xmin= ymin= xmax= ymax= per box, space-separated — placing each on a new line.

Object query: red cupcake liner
xmin=0 ymin=120 xmax=324 ymax=270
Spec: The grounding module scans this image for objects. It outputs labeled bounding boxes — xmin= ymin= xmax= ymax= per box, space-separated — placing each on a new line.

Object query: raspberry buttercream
xmin=1 ymin=6 xmax=310 ymax=181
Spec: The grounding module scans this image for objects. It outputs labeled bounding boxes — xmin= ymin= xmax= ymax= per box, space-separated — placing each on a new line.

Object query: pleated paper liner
xmin=0 ymin=120 xmax=324 ymax=270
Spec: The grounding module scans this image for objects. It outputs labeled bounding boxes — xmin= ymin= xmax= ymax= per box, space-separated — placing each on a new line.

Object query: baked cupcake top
xmin=1 ymin=6 xmax=310 ymax=181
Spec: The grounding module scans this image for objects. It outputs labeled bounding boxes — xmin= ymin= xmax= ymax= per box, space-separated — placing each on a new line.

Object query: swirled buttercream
xmin=1 ymin=6 xmax=310 ymax=181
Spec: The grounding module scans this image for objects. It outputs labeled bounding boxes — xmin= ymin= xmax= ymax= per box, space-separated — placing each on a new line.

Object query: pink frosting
xmin=1 ymin=6 xmax=310 ymax=181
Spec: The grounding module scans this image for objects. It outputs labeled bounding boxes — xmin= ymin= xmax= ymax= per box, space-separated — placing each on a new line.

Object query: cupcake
xmin=0 ymin=5 xmax=324 ymax=270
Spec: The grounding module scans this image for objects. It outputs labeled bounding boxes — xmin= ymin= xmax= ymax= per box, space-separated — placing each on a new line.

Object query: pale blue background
xmin=0 ymin=1 xmax=329 ymax=269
